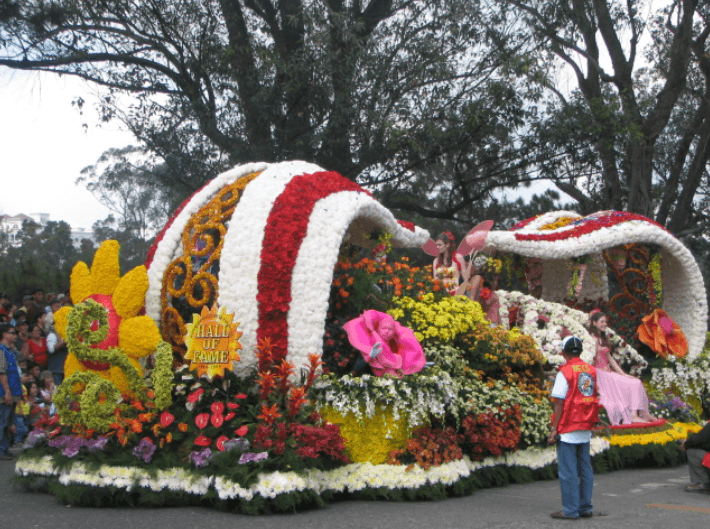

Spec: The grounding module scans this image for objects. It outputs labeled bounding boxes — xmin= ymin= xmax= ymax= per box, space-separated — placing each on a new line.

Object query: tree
xmin=0 ymin=0 xmax=536 ymax=216
xmin=0 ymin=220 xmax=94 ymax=300
xmin=488 ymin=0 xmax=710 ymax=235
xmin=78 ymin=145 xmax=181 ymax=241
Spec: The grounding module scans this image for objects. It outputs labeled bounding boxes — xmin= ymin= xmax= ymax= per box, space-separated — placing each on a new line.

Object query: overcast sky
xmin=0 ymin=69 xmax=134 ymax=230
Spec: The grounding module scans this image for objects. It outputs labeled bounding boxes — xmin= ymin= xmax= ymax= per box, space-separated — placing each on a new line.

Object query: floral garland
xmin=496 ymin=291 xmax=647 ymax=372
xmin=607 ymin=422 xmax=701 ymax=447
xmin=311 ymin=371 xmax=459 ymax=429
xmin=15 ymin=438 xmax=611 ymax=503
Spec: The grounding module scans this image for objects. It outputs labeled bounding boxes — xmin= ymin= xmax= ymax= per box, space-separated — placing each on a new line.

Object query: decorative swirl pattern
xmin=54 ymin=299 xmax=174 ymax=432
xmin=159 ymin=172 xmax=261 ymax=361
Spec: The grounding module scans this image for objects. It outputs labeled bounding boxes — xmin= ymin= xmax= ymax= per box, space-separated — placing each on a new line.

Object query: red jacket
xmin=557 ymin=357 xmax=599 ymax=434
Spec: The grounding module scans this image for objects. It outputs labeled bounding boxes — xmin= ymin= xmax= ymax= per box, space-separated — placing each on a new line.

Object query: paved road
xmin=2 ymin=455 xmax=709 ymax=528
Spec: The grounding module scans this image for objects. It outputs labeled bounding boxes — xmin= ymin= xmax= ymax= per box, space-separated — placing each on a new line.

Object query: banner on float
xmin=184 ymin=304 xmax=242 ymax=380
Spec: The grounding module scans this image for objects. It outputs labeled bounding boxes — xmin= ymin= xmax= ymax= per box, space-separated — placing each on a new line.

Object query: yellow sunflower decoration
xmin=55 ymin=240 xmax=162 ymax=395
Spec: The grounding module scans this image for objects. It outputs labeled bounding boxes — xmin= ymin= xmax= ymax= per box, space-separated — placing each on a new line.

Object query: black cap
xmin=562 ymin=336 xmax=583 ymax=354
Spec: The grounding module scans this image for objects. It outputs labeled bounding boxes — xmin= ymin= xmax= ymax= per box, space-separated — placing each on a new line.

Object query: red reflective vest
xmin=556 ymin=357 xmax=599 ymax=434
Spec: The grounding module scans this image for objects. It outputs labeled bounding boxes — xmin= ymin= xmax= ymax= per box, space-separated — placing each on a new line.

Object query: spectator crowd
xmin=0 ymin=289 xmax=71 ymax=459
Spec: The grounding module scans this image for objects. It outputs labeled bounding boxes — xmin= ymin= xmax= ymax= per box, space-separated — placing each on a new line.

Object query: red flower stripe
xmin=510 ymin=214 xmax=542 ymax=231
xmin=256 ymin=172 xmax=370 ymax=363
xmin=145 ymin=180 xmax=212 ymax=268
xmin=513 ymin=212 xmax=667 ymax=242
xmin=397 ymin=219 xmax=416 ymax=232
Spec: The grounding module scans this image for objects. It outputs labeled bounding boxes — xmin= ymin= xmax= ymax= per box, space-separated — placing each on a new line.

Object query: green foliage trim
xmin=151 ymin=340 xmax=175 ymax=411
xmin=56 ymin=299 xmax=173 ymax=432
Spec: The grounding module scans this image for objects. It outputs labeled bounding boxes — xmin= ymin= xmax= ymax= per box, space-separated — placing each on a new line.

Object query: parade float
xmin=14 ymin=161 xmax=709 ymax=513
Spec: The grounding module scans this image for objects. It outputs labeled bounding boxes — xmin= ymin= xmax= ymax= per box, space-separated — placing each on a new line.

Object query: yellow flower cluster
xmin=320 ymin=404 xmax=411 ymax=465
xmin=608 ymin=422 xmax=702 ymax=447
xmin=539 ymin=217 xmax=576 ymax=231
xmin=389 ymin=293 xmax=486 ymax=343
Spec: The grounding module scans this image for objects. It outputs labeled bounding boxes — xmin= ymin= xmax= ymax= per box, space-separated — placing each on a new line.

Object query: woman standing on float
xmin=587 ymin=310 xmax=655 ymax=424
xmin=432 ymin=232 xmax=468 ymax=296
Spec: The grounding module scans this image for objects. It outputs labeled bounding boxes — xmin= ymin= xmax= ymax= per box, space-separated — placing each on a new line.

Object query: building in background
xmin=0 ymin=213 xmax=95 ymax=248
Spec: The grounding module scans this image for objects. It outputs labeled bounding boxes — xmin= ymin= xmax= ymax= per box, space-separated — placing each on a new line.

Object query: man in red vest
xmin=548 ymin=336 xmax=599 ymax=519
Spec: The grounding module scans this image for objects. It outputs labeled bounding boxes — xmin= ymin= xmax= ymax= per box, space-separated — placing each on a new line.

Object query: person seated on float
xmin=432 ymin=231 xmax=467 ymax=296
xmin=467 ymin=277 xmax=500 ymax=326
xmin=587 ymin=310 xmax=655 ymax=424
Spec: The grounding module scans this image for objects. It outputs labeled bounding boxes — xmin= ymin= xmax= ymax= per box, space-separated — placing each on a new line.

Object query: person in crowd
xmin=432 ymin=231 xmax=467 ymax=295
xmin=14 ymin=320 xmax=29 ymax=360
xmin=3 ymin=302 xmax=17 ymax=327
xmin=0 ymin=324 xmax=23 ymax=460
xmin=0 ymin=293 xmax=9 ymax=318
xmin=26 ymin=324 xmax=48 ymax=368
xmin=548 ymin=336 xmax=599 ymax=519
xmin=39 ymin=371 xmax=55 ymax=405
xmin=49 ymin=298 xmax=62 ymax=314
xmin=45 ymin=312 xmax=67 ymax=386
xmin=22 ymin=381 xmax=44 ymax=429
xmin=680 ymin=394 xmax=710 ymax=493
xmin=44 ymin=292 xmax=56 ymax=313
xmin=27 ymin=288 xmax=45 ymax=327
xmin=24 ymin=362 xmax=41 ymax=387
xmin=587 ymin=310 xmax=655 ymax=424
xmin=18 ymin=295 xmax=32 ymax=318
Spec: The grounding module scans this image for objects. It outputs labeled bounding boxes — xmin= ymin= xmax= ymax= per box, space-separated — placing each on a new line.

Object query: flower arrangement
xmin=54 ymin=241 xmax=164 ymax=397
xmin=389 ymin=293 xmax=486 ymax=343
xmin=488 ymin=210 xmax=707 ymax=359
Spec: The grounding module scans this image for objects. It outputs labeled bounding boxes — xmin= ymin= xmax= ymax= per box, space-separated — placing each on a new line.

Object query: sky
xmin=0 ymin=69 xmax=135 ymax=230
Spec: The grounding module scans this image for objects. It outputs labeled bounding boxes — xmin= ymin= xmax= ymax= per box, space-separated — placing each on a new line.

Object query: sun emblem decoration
xmin=54 ymin=240 xmax=162 ymax=395
xmin=184 ymin=304 xmax=242 ymax=380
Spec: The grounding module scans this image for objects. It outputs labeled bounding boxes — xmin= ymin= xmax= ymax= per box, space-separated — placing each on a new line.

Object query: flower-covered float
xmin=14 ymin=161 xmax=710 ymax=514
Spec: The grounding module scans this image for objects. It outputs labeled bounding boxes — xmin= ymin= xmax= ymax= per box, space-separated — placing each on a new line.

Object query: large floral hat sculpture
xmin=55 ymin=240 xmax=163 ymax=395
xmin=343 ymin=310 xmax=425 ymax=377
xmin=484 ymin=211 xmax=707 ymax=359
xmin=145 ymin=161 xmax=430 ymax=375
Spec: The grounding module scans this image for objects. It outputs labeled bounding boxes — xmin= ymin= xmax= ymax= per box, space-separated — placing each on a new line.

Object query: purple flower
xmin=189 ymin=448 xmax=213 ymax=468
xmin=48 ymin=435 xmax=70 ymax=448
xmin=132 ymin=437 xmax=157 ymax=463
xmin=25 ymin=429 xmax=47 ymax=448
xmin=62 ymin=436 xmax=85 ymax=458
xmin=222 ymin=438 xmax=250 ymax=452
xmin=238 ymin=452 xmax=269 ymax=465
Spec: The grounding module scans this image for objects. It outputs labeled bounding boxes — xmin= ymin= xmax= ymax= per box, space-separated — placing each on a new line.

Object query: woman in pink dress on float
xmin=587 ymin=310 xmax=655 ymax=424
